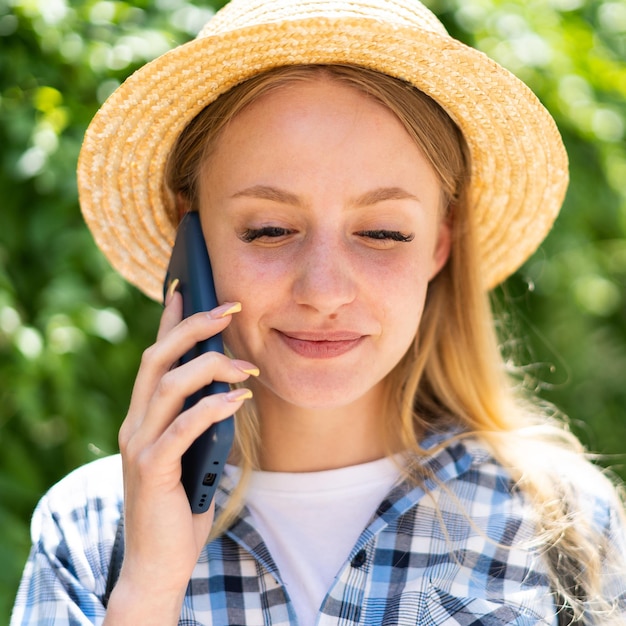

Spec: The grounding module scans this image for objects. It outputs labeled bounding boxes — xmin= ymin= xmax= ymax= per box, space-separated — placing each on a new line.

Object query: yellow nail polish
xmin=232 ymin=360 xmax=260 ymax=376
xmin=215 ymin=302 xmax=242 ymax=318
xmin=165 ymin=278 xmax=179 ymax=303
xmin=226 ymin=388 xmax=253 ymax=402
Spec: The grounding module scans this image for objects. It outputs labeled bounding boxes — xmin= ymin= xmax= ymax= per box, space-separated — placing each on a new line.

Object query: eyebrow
xmin=352 ymin=186 xmax=420 ymax=207
xmin=231 ymin=184 xmax=419 ymax=207
xmin=231 ymin=185 xmax=302 ymax=206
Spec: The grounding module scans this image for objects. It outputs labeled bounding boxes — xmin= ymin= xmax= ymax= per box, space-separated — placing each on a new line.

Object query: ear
xmin=428 ymin=212 xmax=452 ymax=281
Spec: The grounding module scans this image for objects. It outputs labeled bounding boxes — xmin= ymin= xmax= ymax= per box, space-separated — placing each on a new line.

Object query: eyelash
xmin=240 ymin=227 xmax=414 ymax=243
xmin=240 ymin=226 xmax=291 ymax=242
xmin=357 ymin=230 xmax=415 ymax=243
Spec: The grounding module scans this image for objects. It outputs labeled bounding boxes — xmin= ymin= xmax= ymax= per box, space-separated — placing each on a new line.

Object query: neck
xmin=252 ymin=383 xmax=392 ymax=473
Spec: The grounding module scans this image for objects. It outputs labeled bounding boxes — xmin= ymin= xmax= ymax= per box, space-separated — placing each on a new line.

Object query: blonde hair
xmin=166 ymin=65 xmax=625 ymax=623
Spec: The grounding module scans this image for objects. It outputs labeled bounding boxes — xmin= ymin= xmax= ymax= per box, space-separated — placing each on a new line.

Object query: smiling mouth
xmin=276 ymin=330 xmax=365 ymax=359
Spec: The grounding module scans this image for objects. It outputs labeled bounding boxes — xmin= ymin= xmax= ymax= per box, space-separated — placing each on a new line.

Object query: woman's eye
xmin=357 ymin=229 xmax=415 ymax=243
xmin=240 ymin=226 xmax=293 ymax=242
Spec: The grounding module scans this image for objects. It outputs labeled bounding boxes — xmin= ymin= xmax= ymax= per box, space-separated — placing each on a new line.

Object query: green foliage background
xmin=0 ymin=0 xmax=624 ymax=618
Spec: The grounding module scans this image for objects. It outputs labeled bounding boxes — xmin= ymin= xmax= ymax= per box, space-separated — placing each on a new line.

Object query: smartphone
xmin=163 ymin=211 xmax=235 ymax=514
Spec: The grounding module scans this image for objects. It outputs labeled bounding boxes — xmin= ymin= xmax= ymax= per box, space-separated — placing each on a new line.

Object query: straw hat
xmin=77 ymin=0 xmax=568 ymax=302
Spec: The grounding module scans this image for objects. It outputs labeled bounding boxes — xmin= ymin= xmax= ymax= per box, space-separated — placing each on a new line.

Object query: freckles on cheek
xmin=212 ymin=254 xmax=253 ymax=304
xmin=215 ymin=256 xmax=275 ymax=336
xmin=379 ymin=270 xmax=429 ymax=329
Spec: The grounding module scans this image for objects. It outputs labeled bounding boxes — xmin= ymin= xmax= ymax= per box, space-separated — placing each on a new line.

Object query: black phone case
xmin=163 ymin=212 xmax=235 ymax=513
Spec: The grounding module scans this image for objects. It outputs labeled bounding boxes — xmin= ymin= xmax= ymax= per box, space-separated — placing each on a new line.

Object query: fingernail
xmin=210 ymin=302 xmax=242 ymax=319
xmin=233 ymin=360 xmax=260 ymax=376
xmin=226 ymin=388 xmax=253 ymax=402
xmin=165 ymin=278 xmax=179 ymax=304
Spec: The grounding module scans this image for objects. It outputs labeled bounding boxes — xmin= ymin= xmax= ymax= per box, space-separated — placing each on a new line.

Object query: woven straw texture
xmin=77 ymin=0 xmax=568 ymax=301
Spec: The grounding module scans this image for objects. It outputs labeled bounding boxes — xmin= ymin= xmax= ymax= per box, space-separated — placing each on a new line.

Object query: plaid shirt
xmin=11 ymin=432 xmax=626 ymax=625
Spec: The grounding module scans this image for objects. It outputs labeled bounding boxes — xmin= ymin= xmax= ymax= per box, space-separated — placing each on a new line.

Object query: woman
xmin=12 ymin=0 xmax=626 ymax=624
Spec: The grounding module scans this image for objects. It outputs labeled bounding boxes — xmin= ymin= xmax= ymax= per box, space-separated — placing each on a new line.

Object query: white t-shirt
xmin=226 ymin=458 xmax=402 ymax=626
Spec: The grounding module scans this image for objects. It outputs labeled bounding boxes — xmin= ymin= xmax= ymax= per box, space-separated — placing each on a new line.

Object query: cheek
xmin=380 ymin=257 xmax=432 ymax=333
xmin=376 ymin=247 xmax=434 ymax=296
xmin=212 ymin=254 xmax=283 ymax=352
xmin=383 ymin=280 xmax=427 ymax=341
xmin=211 ymin=248 xmax=267 ymax=303
xmin=221 ymin=314 xmax=252 ymax=359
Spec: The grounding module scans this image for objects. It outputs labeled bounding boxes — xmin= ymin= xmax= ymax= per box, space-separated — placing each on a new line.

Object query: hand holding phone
xmin=163 ymin=212 xmax=235 ymax=513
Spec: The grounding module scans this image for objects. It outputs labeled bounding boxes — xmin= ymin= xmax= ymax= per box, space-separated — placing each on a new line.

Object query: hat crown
xmin=199 ymin=0 xmax=449 ymax=39
xmin=78 ymin=0 xmax=567 ymax=300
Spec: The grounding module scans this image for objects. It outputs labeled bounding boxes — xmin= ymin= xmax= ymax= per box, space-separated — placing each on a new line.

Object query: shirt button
xmin=351 ymin=549 xmax=367 ymax=568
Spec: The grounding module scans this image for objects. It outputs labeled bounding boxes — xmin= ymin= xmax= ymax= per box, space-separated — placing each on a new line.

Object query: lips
xmin=275 ymin=330 xmax=365 ymax=359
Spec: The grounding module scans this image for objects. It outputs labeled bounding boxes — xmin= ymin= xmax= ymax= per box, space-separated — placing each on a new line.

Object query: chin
xmin=256 ymin=372 xmax=388 ymax=413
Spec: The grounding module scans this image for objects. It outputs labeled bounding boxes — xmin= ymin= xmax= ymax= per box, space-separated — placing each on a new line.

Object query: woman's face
xmin=198 ymin=77 xmax=450 ymax=414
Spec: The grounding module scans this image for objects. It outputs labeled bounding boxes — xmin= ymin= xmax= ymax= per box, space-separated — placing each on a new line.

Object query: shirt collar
xmin=214 ymin=429 xmax=479 ymax=573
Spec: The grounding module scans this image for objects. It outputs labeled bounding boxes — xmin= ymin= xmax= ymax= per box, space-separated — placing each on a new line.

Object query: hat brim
xmin=77 ymin=17 xmax=568 ymax=301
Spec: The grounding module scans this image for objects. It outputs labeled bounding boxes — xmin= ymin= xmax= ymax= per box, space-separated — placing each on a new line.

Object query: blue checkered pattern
xmin=11 ymin=433 xmax=626 ymax=625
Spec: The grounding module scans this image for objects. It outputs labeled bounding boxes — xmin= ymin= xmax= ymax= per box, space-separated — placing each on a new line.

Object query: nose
xmin=291 ymin=234 xmax=357 ymax=317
